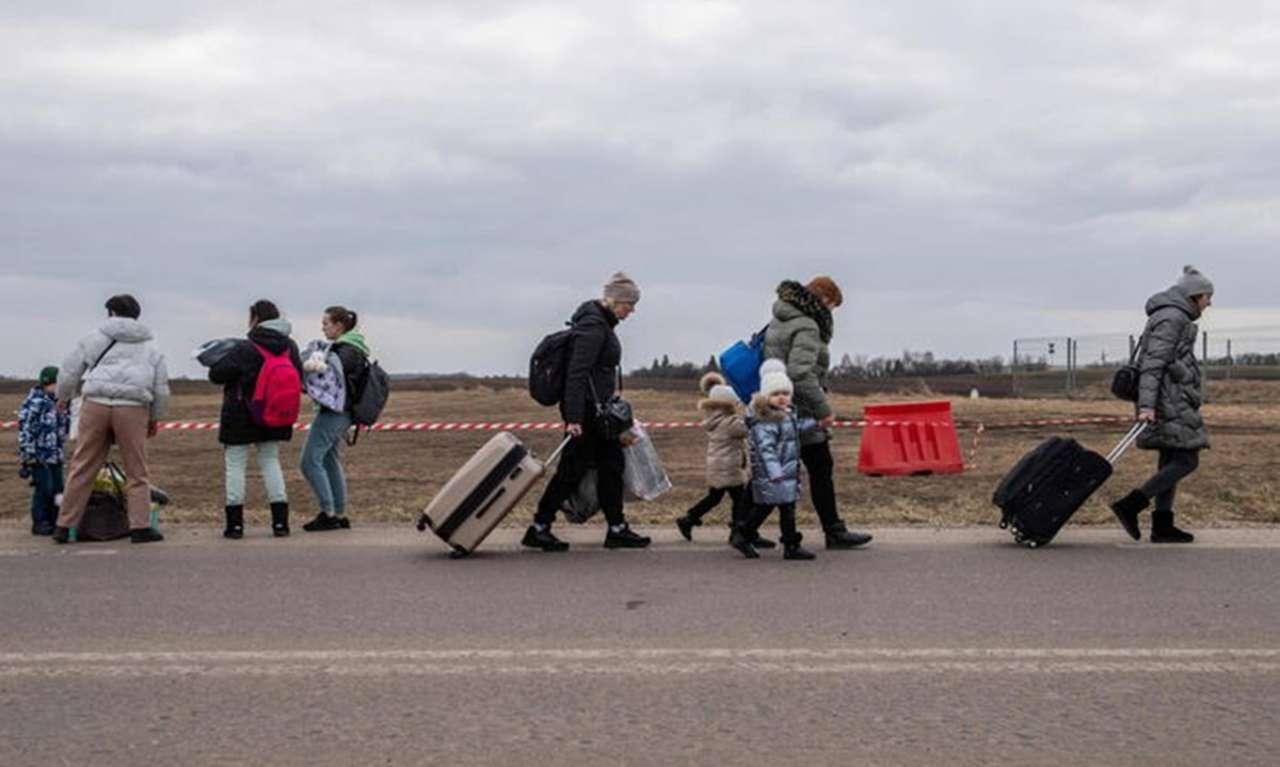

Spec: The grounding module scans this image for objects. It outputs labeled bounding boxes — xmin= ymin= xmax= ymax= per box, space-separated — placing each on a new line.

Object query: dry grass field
xmin=4 ymin=381 xmax=1279 ymax=532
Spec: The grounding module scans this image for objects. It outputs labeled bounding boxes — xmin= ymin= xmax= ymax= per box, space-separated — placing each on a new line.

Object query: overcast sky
xmin=3 ymin=1 xmax=1278 ymax=378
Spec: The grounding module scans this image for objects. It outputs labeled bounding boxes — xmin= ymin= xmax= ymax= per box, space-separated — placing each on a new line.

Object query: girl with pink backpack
xmin=208 ymin=300 xmax=304 ymax=539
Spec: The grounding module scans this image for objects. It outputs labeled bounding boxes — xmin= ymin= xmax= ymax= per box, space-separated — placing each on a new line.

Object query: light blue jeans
xmin=300 ymin=410 xmax=351 ymax=517
xmin=224 ymin=442 xmax=287 ymax=506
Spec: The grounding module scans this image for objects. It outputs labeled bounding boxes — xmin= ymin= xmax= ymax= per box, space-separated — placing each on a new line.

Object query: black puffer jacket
xmin=1137 ymin=287 xmax=1209 ymax=451
xmin=560 ymin=300 xmax=622 ymax=426
xmin=209 ymin=319 xmax=304 ymax=445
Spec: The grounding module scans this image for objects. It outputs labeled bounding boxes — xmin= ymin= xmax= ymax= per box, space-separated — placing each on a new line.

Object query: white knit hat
xmin=708 ymin=384 xmax=740 ymax=405
xmin=759 ymin=359 xmax=793 ymax=396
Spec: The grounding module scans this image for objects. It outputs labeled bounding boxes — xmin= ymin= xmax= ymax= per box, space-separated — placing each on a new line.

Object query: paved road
xmin=2 ymin=526 xmax=1278 ymax=766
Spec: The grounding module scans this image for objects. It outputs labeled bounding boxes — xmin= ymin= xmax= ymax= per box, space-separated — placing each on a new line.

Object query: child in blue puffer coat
xmin=730 ymin=360 xmax=819 ymax=560
xmin=17 ymin=366 xmax=70 ymax=536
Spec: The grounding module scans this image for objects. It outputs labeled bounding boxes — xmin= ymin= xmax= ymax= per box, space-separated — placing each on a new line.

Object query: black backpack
xmin=348 ymin=359 xmax=390 ymax=444
xmin=529 ymin=326 xmax=574 ymax=406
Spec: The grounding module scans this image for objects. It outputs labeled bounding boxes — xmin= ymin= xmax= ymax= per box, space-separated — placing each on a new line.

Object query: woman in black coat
xmin=209 ymin=300 xmax=303 ymax=539
xmin=522 ymin=273 xmax=651 ymax=553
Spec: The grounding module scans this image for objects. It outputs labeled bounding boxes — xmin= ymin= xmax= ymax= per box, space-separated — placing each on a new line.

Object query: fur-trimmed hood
xmin=749 ymin=392 xmax=789 ymax=422
xmin=698 ymin=369 xmax=741 ymax=410
xmin=699 ymin=397 xmax=738 ymax=414
xmin=776 ymin=280 xmax=833 ymax=343
xmin=700 ymin=371 xmax=725 ymax=395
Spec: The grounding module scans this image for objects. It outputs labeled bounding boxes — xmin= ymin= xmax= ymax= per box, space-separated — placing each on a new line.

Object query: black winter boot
xmin=782 ymin=535 xmax=816 ymax=560
xmin=1151 ymin=511 xmax=1195 ymax=544
xmin=270 ymin=502 xmax=290 ymax=538
xmin=52 ymin=526 xmax=72 ymax=544
xmin=729 ymin=527 xmax=760 ymax=559
xmin=521 ymin=525 xmax=569 ymax=552
xmin=1109 ymin=490 xmax=1147 ymax=541
xmin=223 ymin=505 xmax=244 ymax=540
xmin=676 ymin=515 xmax=699 ymax=542
xmin=824 ymin=523 xmax=873 ymax=550
xmin=746 ymin=532 xmax=776 ymax=549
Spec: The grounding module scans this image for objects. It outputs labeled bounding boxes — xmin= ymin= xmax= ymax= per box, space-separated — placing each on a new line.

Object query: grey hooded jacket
xmin=1136 ymin=287 xmax=1208 ymax=451
xmin=57 ymin=318 xmax=170 ymax=419
xmin=763 ymin=281 xmax=835 ymax=446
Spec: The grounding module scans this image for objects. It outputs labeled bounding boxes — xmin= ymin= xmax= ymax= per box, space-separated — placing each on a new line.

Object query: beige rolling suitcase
xmin=417 ymin=432 xmax=569 ymax=558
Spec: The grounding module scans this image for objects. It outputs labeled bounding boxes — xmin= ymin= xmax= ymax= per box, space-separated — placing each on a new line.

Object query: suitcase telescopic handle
xmin=1106 ymin=422 xmax=1148 ymax=465
xmin=544 ymin=436 xmax=574 ymax=467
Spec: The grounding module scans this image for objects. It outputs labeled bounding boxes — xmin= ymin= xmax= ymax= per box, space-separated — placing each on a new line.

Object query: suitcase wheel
xmin=1026 ymin=540 xmax=1040 ymax=549
xmin=998 ymin=520 xmax=1009 ymax=530
xmin=415 ymin=513 xmax=429 ymax=532
xmin=449 ymin=546 xmax=472 ymax=560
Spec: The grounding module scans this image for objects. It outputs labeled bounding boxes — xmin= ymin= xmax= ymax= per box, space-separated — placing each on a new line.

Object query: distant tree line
xmin=630 ymin=355 xmax=717 ymax=379
xmin=630 ymin=351 xmax=1012 ymax=380
xmin=1209 ymin=353 xmax=1280 ymax=367
xmin=830 ymin=351 xmax=1008 ymax=379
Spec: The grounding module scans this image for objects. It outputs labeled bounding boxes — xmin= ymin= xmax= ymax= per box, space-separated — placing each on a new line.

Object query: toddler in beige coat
xmin=675 ymin=373 xmax=775 ymax=548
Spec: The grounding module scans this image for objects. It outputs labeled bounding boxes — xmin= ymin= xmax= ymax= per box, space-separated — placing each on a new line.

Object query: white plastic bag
xmin=622 ymin=423 xmax=672 ymax=502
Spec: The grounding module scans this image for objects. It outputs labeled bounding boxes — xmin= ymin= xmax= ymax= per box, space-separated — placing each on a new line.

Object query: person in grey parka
xmin=1110 ymin=266 xmax=1214 ymax=544
xmin=763 ymin=277 xmax=872 ymax=549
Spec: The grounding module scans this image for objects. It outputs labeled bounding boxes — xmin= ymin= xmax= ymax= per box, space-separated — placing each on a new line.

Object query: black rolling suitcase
xmin=993 ymin=423 xmax=1146 ymax=548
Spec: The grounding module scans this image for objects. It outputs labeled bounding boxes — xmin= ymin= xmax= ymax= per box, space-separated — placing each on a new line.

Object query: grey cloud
xmin=3 ymin=1 xmax=1278 ymax=377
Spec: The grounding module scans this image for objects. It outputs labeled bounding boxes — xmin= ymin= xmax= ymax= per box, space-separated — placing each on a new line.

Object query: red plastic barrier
xmin=857 ymin=401 xmax=965 ymax=477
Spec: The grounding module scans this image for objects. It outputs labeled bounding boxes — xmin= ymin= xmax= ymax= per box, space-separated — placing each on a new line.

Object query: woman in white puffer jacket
xmin=53 ymin=294 xmax=170 ymax=544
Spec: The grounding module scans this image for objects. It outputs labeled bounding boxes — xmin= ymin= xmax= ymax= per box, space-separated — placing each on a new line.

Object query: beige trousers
xmin=58 ymin=401 xmax=152 ymax=530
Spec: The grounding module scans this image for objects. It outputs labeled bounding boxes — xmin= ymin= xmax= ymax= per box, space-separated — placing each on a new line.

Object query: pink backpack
xmin=249 ymin=344 xmax=301 ymax=427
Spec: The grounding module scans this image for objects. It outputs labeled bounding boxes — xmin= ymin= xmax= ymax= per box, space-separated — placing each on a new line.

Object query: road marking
xmin=4 ymin=662 xmax=1280 ymax=679
xmin=7 ymin=648 xmax=1280 ymax=663
xmin=2 ymin=648 xmax=1278 ymax=678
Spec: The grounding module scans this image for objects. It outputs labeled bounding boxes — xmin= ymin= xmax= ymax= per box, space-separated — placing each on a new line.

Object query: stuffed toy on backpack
xmin=301 ymin=339 xmax=346 ymax=412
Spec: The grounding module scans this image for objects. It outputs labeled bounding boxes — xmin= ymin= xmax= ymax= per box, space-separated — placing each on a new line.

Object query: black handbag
xmin=587 ymin=375 xmax=634 ymax=441
xmin=1110 ymin=333 xmax=1145 ymax=403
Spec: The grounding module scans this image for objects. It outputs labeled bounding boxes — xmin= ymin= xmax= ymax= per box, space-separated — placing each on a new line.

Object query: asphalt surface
xmin=2 ymin=525 xmax=1279 ymax=766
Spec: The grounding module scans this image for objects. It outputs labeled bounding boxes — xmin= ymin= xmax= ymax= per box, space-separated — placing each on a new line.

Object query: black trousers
xmin=742 ymin=503 xmax=800 ymax=545
xmin=534 ymin=426 xmax=625 ymax=528
xmin=800 ymin=441 xmax=844 ymax=532
xmin=1139 ymin=449 xmax=1201 ymax=513
xmin=686 ymin=485 xmax=749 ymax=527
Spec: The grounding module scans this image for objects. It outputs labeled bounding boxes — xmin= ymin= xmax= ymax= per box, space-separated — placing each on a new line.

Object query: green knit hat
xmin=38 ymin=366 xmax=58 ymax=386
